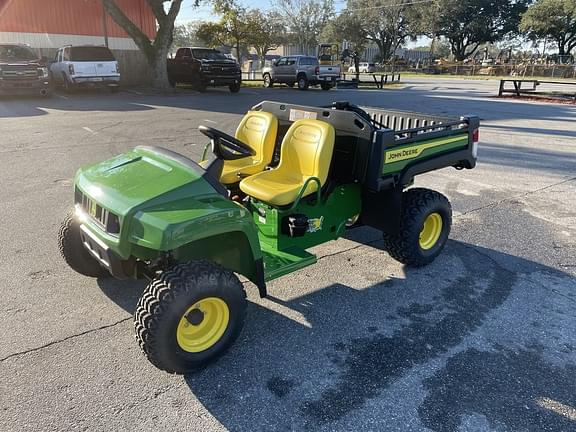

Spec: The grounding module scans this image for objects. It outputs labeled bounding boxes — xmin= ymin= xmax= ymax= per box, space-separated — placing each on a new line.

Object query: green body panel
xmin=251 ymin=183 xmax=362 ymax=281
xmin=252 ymin=183 xmax=361 ymax=252
xmin=382 ymin=134 xmax=468 ymax=175
xmin=261 ymin=247 xmax=316 ymax=281
xmin=74 ymin=147 xmax=262 ymax=283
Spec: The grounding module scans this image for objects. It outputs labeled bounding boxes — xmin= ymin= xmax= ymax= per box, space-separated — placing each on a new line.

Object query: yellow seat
xmin=219 ymin=111 xmax=278 ymax=184
xmin=239 ymin=119 xmax=335 ymax=206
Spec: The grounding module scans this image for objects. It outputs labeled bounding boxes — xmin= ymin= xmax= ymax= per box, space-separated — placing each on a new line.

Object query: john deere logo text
xmin=385 ymin=147 xmax=422 ymax=163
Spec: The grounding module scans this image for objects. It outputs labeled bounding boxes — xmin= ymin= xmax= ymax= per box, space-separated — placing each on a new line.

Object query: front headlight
xmin=38 ymin=67 xmax=49 ymax=78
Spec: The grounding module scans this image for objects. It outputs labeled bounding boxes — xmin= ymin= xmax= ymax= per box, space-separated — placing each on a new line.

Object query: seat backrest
xmin=277 ymin=119 xmax=335 ymax=185
xmin=234 ymin=111 xmax=278 ymax=165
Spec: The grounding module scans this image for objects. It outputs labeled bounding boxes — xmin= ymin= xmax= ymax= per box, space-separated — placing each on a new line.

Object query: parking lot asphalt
xmin=1 ymin=79 xmax=575 ymax=432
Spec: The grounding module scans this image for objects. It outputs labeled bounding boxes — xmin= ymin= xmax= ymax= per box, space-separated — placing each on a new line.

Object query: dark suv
xmin=0 ymin=44 xmax=51 ymax=97
xmin=167 ymin=48 xmax=242 ymax=92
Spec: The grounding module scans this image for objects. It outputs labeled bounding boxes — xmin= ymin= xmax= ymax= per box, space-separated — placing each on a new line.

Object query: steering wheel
xmin=198 ymin=125 xmax=255 ymax=160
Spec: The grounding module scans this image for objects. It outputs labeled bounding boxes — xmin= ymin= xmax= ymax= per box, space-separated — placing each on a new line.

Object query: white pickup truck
xmin=50 ymin=45 xmax=120 ymax=93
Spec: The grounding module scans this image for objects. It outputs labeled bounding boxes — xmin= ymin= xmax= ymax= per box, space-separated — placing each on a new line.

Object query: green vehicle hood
xmin=75 ymin=146 xmax=216 ymax=216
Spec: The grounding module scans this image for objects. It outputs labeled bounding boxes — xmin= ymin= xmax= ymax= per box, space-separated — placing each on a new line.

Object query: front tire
xmin=58 ymin=211 xmax=108 ymax=277
xmin=229 ymin=82 xmax=241 ymax=93
xmin=134 ymin=261 xmax=247 ymax=374
xmin=263 ymin=73 xmax=273 ymax=88
xmin=382 ymin=188 xmax=452 ymax=267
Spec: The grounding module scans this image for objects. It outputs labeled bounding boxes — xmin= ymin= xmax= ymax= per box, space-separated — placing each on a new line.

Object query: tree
xmin=197 ymin=0 xmax=251 ymax=61
xmin=101 ymin=0 xmax=184 ymax=88
xmin=172 ymin=22 xmax=202 ymax=53
xmin=320 ymin=14 xmax=367 ymax=56
xmin=245 ymin=11 xmax=286 ymax=68
xmin=196 ymin=21 xmax=229 ymax=49
xmin=520 ymin=0 xmax=576 ymax=56
xmin=332 ymin=0 xmax=422 ymax=62
xmin=274 ymin=0 xmax=334 ymax=54
xmin=422 ymin=0 xmax=529 ymax=61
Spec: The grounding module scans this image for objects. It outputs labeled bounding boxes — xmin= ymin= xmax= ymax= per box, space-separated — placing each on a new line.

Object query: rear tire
xmin=134 ymin=260 xmax=247 ymax=374
xmin=382 ymin=188 xmax=452 ymax=267
xmin=263 ymin=73 xmax=273 ymax=88
xmin=320 ymin=82 xmax=331 ymax=91
xmin=297 ymin=75 xmax=309 ymax=90
xmin=58 ymin=211 xmax=109 ymax=277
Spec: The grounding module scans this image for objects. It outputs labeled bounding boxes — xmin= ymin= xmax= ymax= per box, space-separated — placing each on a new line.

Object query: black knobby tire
xmin=297 ymin=75 xmax=309 ymax=90
xmin=58 ymin=211 xmax=109 ymax=277
xmin=263 ymin=73 xmax=273 ymax=88
xmin=382 ymin=188 xmax=452 ymax=267
xmin=320 ymin=82 xmax=331 ymax=91
xmin=134 ymin=260 xmax=247 ymax=374
xmin=229 ymin=82 xmax=241 ymax=93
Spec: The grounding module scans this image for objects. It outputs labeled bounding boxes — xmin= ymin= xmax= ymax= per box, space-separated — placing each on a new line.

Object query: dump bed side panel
xmin=382 ymin=133 xmax=469 ymax=175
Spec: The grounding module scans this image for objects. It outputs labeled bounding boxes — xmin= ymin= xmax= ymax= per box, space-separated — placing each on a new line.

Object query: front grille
xmin=2 ymin=69 xmax=38 ymax=81
xmin=203 ymin=64 xmax=238 ymax=74
xmin=75 ymin=188 xmax=120 ymax=235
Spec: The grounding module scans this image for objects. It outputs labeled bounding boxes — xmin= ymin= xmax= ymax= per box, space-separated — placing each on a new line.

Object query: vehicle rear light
xmin=116 ymin=63 xmax=120 ymax=74
xmin=472 ymin=129 xmax=479 ymax=158
xmin=315 ymin=66 xmax=319 ymax=75
xmin=68 ymin=64 xmax=75 ymax=75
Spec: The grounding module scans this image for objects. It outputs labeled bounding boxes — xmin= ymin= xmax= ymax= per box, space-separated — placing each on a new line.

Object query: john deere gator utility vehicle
xmin=59 ymin=101 xmax=479 ymax=374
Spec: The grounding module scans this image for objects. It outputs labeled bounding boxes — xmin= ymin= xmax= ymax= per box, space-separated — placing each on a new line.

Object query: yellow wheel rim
xmin=176 ymin=297 xmax=230 ymax=353
xmin=419 ymin=212 xmax=443 ymax=250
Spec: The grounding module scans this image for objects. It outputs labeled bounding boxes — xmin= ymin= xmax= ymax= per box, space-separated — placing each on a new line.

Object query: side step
xmin=262 ymin=246 xmax=317 ymax=282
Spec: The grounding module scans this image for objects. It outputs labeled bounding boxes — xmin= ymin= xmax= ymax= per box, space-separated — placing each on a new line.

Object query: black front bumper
xmin=79 ymin=225 xmax=131 ymax=279
xmin=202 ymin=74 xmax=241 ymax=86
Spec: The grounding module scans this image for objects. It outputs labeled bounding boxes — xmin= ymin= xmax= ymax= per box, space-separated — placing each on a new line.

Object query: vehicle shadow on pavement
xmin=97 ymin=278 xmax=146 ymax=313
xmin=180 ymin=240 xmax=576 ymax=432
xmin=478 ymin=142 xmax=576 ymax=176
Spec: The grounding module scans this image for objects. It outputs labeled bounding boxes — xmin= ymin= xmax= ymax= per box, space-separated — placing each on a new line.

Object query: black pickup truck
xmin=167 ymin=47 xmax=242 ymax=93
xmin=0 ymin=44 xmax=52 ymax=97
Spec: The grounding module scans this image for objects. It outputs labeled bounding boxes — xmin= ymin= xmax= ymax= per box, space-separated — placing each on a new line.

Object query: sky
xmin=177 ymin=0 xmax=271 ymax=23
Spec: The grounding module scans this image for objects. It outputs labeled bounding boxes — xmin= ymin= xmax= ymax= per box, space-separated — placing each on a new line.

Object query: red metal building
xmin=0 ymin=0 xmax=157 ymax=83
